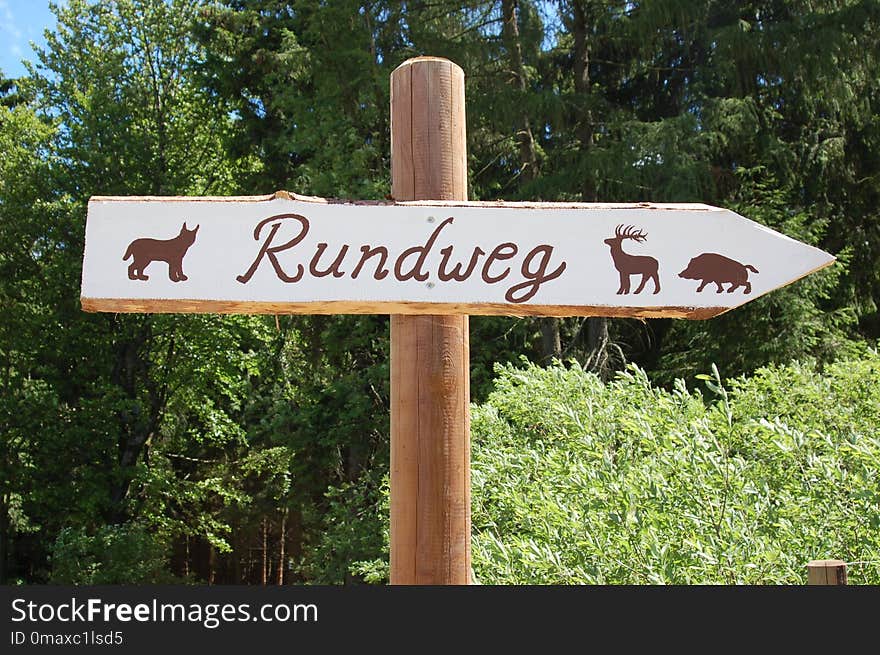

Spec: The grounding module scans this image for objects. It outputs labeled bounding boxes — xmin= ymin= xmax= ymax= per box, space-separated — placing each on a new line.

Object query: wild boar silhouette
xmin=679 ymin=253 xmax=758 ymax=294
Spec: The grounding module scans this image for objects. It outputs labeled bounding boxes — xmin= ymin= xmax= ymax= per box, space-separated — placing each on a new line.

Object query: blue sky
xmin=0 ymin=0 xmax=60 ymax=78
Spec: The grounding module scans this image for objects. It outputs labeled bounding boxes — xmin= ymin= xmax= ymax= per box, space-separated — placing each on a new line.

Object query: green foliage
xmin=469 ymin=353 xmax=880 ymax=584
xmin=300 ymin=472 xmax=389 ymax=584
xmin=49 ymin=523 xmax=177 ymax=584
xmin=1 ymin=0 xmax=271 ymax=583
xmin=3 ymin=0 xmax=879 ymax=585
xmin=196 ymin=0 xmax=396 ymax=197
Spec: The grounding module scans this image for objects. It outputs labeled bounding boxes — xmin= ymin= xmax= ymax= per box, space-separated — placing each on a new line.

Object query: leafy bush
xmin=470 ymin=352 xmax=880 ymax=584
xmin=297 ymin=471 xmax=389 ymax=584
xmin=49 ymin=524 xmax=178 ymax=584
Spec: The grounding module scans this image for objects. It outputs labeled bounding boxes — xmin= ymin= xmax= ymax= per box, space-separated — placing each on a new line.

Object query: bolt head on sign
xmin=80 ymin=192 xmax=834 ymax=318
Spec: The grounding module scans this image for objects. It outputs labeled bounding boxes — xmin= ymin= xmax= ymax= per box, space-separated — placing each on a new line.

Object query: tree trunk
xmin=261 ymin=517 xmax=268 ymax=585
xmin=571 ymin=1 xmax=610 ymax=372
xmin=232 ymin=529 xmax=242 ymax=583
xmin=0 ymin=493 xmax=8 ymax=584
xmin=287 ymin=507 xmax=303 ymax=583
xmin=502 ymin=0 xmax=560 ymax=361
xmin=571 ymin=0 xmax=597 ymax=202
xmin=501 ymin=0 xmax=539 ymax=185
xmin=109 ymin=324 xmax=152 ymax=519
xmin=540 ymin=319 xmax=562 ymax=362
xmin=276 ymin=509 xmax=287 ymax=585
xmin=208 ymin=545 xmax=216 ymax=585
xmin=585 ymin=316 xmax=610 ymax=376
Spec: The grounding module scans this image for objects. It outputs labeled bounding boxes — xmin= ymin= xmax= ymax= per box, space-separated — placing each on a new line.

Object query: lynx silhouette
xmin=604 ymin=224 xmax=660 ymax=294
xmin=123 ymin=222 xmax=199 ymax=282
xmin=679 ymin=253 xmax=758 ymax=294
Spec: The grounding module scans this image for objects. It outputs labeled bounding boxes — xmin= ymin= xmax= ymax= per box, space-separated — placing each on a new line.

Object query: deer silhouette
xmin=603 ymin=224 xmax=660 ymax=294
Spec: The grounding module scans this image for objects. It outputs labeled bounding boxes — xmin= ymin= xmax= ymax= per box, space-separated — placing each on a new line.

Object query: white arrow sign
xmin=80 ymin=191 xmax=834 ymax=319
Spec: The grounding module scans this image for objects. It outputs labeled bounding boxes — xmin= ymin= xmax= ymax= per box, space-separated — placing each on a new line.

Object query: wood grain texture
xmin=80 ymin=297 xmax=728 ymax=320
xmin=806 ymin=559 xmax=848 ymax=585
xmin=390 ymin=315 xmax=419 ymax=583
xmin=390 ymin=64 xmax=414 ymax=201
xmin=390 ymin=57 xmax=471 ymax=584
xmin=91 ymin=192 xmax=713 ymax=211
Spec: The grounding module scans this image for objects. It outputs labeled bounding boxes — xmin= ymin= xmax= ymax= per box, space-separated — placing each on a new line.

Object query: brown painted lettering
xmin=235 ymin=213 xmax=567 ymax=303
xmin=309 ymin=243 xmax=348 ymax=278
xmin=351 ymin=246 xmax=390 ymax=280
xmin=504 ymin=245 xmax=566 ymax=303
xmin=482 ymin=243 xmax=517 ymax=283
xmin=394 ymin=216 xmax=455 ymax=281
xmin=438 ymin=245 xmax=485 ymax=282
xmin=237 ymin=214 xmax=309 ymax=284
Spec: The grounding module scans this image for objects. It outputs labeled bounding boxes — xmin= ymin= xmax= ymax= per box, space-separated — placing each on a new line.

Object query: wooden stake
xmin=390 ymin=57 xmax=471 ymax=584
xmin=807 ymin=559 xmax=848 ymax=585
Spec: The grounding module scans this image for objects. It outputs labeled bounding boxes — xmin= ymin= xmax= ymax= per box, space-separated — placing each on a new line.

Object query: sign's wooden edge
xmin=87 ymin=190 xmax=716 ymax=212
xmin=82 ymin=254 xmax=834 ymax=321
xmin=81 ymin=297 xmax=726 ymax=320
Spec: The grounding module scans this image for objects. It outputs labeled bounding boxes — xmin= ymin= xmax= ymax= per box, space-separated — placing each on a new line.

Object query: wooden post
xmin=389 ymin=57 xmax=470 ymax=584
xmin=807 ymin=559 xmax=848 ymax=585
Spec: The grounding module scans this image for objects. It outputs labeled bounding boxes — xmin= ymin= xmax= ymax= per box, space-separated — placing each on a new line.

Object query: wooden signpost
xmin=80 ymin=57 xmax=835 ymax=585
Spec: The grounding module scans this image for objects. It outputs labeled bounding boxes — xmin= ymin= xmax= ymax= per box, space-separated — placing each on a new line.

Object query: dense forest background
xmin=1 ymin=0 xmax=878 ymax=584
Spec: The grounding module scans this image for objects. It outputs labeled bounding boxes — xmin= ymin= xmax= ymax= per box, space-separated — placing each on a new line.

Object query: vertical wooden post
xmin=807 ymin=559 xmax=848 ymax=585
xmin=389 ymin=57 xmax=470 ymax=585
